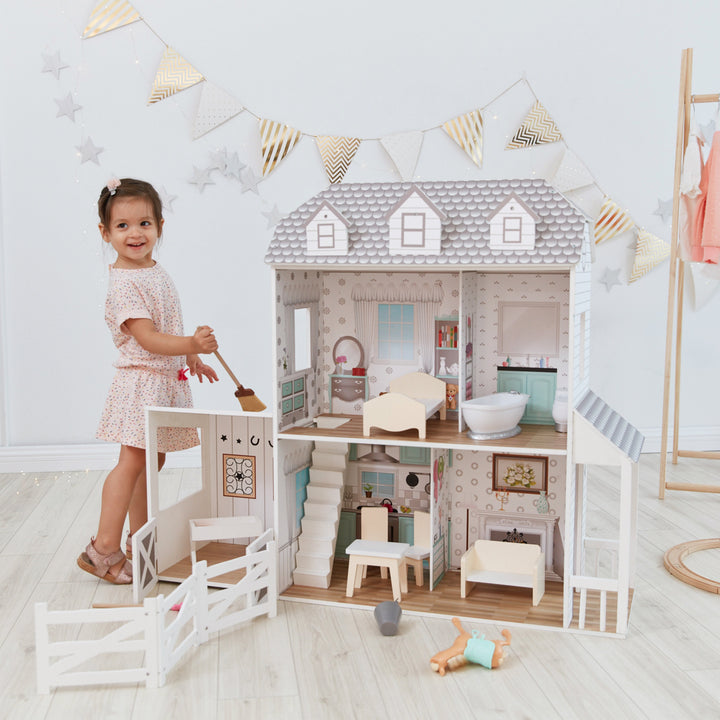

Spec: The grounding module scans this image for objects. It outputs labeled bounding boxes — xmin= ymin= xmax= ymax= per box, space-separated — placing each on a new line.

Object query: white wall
xmin=2 ymin=0 xmax=719 ymax=468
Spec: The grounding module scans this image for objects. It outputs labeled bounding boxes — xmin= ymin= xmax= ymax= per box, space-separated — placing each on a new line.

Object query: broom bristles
xmin=234 ymin=386 xmax=267 ymax=412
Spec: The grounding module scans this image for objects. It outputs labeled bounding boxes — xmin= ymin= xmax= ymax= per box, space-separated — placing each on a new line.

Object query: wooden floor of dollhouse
xmin=281 ymin=559 xmax=632 ymax=635
xmin=280 ymin=415 xmax=568 ymax=452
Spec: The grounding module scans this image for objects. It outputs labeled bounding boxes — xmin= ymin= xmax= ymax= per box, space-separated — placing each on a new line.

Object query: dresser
xmin=329 ymin=374 xmax=368 ymax=411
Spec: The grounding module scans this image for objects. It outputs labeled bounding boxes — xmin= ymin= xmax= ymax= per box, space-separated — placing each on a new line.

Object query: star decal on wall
xmin=159 ymin=186 xmax=177 ymax=212
xmin=42 ymin=51 xmax=69 ymax=79
xmin=220 ymin=434 xmax=227 ymax=441
xmin=55 ymin=93 xmax=82 ymax=122
xmin=76 ymin=137 xmax=104 ymax=164
xmin=599 ymin=267 xmax=622 ymax=291
xmin=240 ymin=167 xmax=261 ymax=194
xmin=208 ymin=148 xmax=229 ymax=173
xmin=262 ymin=204 xmax=284 ymax=228
xmin=653 ymin=198 xmax=674 ymax=224
xmin=188 ymin=166 xmax=215 ymax=192
xmin=224 ymin=152 xmax=246 ymax=179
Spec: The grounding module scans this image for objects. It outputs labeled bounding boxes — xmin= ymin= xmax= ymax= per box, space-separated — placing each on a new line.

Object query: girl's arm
xmin=123 ymin=318 xmax=218 ymax=357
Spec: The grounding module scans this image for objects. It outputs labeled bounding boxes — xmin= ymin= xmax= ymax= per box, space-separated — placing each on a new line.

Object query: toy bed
xmin=362 ymin=372 xmax=447 ymax=440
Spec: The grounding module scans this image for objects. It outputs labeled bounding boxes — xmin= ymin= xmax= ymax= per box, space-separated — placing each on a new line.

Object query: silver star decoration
xmin=224 ymin=151 xmax=246 ymax=179
xmin=76 ymin=137 xmax=104 ymax=164
xmin=42 ymin=51 xmax=69 ymax=79
xmin=653 ymin=198 xmax=674 ymax=224
xmin=262 ymin=204 xmax=284 ymax=228
xmin=208 ymin=148 xmax=229 ymax=173
xmin=240 ymin=167 xmax=261 ymax=194
xmin=189 ymin=166 xmax=215 ymax=192
xmin=699 ymin=119 xmax=716 ymax=145
xmin=159 ymin=186 xmax=178 ymax=212
xmin=598 ymin=267 xmax=622 ymax=292
xmin=55 ymin=92 xmax=82 ymax=122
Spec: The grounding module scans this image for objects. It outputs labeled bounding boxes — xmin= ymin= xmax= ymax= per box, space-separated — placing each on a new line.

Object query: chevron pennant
xmin=316 ymin=136 xmax=361 ymax=184
xmin=594 ymin=197 xmax=634 ymax=244
xmin=83 ymin=0 xmax=140 ymax=38
xmin=443 ymin=110 xmax=483 ymax=167
xmin=192 ymin=82 xmax=244 ymax=139
xmin=380 ymin=131 xmax=423 ymax=180
xmin=629 ymin=230 xmax=671 ymax=283
xmin=506 ymin=101 xmax=562 ymax=149
xmin=259 ymin=119 xmax=302 ymax=176
xmin=147 ymin=48 xmax=203 ymax=105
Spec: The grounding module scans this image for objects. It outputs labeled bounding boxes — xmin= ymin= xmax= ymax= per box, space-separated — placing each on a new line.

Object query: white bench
xmin=460 ymin=539 xmax=545 ymax=606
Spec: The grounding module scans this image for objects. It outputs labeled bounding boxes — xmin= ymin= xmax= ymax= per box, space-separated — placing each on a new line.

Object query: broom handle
xmin=213 ymin=350 xmax=242 ymax=388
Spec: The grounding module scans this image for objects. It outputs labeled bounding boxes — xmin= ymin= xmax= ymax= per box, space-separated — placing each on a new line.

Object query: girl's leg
xmin=94 ymin=445 xmax=146 ymax=568
xmin=127 ymin=452 xmax=165 ymax=536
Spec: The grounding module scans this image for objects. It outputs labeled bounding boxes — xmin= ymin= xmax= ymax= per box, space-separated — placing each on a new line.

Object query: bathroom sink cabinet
xmin=497 ymin=368 xmax=557 ymax=425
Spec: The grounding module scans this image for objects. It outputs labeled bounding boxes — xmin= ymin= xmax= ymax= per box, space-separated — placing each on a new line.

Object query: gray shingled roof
xmin=266 ymin=179 xmax=587 ymax=267
xmin=575 ymin=389 xmax=645 ymax=462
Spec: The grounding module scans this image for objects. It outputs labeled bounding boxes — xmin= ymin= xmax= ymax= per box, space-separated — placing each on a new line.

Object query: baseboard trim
xmin=637 ymin=426 xmax=720 ymax=454
xmin=0 ymin=443 xmax=201 ymax=473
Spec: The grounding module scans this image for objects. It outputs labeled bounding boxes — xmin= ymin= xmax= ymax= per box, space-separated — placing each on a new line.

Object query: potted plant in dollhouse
xmin=335 ymin=355 xmax=347 ymax=375
xmin=363 ymin=483 xmax=373 ymax=498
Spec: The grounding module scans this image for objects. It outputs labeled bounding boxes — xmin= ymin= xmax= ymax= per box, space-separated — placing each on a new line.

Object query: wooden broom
xmin=213 ymin=350 xmax=266 ymax=412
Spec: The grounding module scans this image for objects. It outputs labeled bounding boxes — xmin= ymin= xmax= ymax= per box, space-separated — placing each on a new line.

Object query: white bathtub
xmin=461 ymin=392 xmax=530 ymax=440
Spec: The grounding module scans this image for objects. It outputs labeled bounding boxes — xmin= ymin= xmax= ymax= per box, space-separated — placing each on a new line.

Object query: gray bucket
xmin=374 ymin=600 xmax=402 ymax=636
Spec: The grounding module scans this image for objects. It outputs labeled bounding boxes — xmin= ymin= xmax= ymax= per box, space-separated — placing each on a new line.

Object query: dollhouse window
xmin=401 ymin=213 xmax=426 ymax=247
xmin=377 ymin=303 xmax=415 ymax=361
xmin=317 ymin=223 xmax=335 ymax=249
xmin=361 ymin=471 xmax=394 ymax=497
xmin=503 ymin=217 xmax=522 ymax=243
xmin=293 ymin=307 xmax=312 ymax=371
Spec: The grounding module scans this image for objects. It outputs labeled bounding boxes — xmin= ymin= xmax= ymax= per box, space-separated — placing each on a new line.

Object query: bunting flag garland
xmin=629 ymin=230 xmax=671 ymax=283
xmin=83 ymin=0 xmax=140 ymax=38
xmin=594 ymin=197 xmax=635 ymax=245
xmin=547 ymin=147 xmax=595 ymax=193
xmin=316 ymin=136 xmax=361 ymax=184
xmin=259 ymin=119 xmax=302 ymax=176
xmin=147 ymin=47 xmax=203 ymax=105
xmin=443 ymin=110 xmax=483 ymax=167
xmin=192 ymin=82 xmax=244 ymax=139
xmin=380 ymin=131 xmax=424 ymax=180
xmin=506 ymin=101 xmax=562 ymax=149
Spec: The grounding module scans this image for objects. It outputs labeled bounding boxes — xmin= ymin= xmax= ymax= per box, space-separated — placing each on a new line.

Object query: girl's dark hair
xmin=98 ymin=178 xmax=164 ymax=232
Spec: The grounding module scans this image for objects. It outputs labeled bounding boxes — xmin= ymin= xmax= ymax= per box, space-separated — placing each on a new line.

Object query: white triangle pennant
xmin=192 ymin=82 xmax=244 ymax=139
xmin=380 ymin=131 xmax=424 ymax=180
xmin=548 ymin=148 xmax=595 ymax=193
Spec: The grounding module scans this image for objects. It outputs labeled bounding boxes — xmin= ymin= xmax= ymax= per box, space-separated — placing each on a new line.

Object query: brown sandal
xmin=126 ymin=531 xmax=133 ymax=561
xmin=77 ymin=537 xmax=132 ymax=584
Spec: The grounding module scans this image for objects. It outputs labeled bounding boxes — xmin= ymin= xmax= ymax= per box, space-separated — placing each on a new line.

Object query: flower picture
xmin=492 ymin=453 xmax=547 ymax=494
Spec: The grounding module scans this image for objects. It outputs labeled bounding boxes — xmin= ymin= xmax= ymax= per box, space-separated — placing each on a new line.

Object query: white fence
xmin=35 ymin=531 xmax=277 ymax=693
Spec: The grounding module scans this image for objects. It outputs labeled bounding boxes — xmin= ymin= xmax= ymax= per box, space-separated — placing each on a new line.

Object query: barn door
xmin=132 ymin=518 xmax=158 ymax=604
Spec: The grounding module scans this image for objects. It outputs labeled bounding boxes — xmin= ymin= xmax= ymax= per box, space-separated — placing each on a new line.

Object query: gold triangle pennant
xmin=147 ymin=48 xmax=203 ymax=105
xmin=594 ymin=197 xmax=634 ymax=245
xmin=83 ymin=0 xmax=140 ymax=38
xmin=316 ymin=136 xmax=361 ymax=184
xmin=629 ymin=230 xmax=671 ymax=283
xmin=506 ymin=101 xmax=562 ymax=149
xmin=443 ymin=110 xmax=483 ymax=167
xmin=259 ymin=119 xmax=302 ymax=176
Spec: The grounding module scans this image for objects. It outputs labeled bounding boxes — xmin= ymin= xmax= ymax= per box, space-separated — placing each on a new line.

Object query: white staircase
xmin=292 ymin=437 xmax=348 ymax=588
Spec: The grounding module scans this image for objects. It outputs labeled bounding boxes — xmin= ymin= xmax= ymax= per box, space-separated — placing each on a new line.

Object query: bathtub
xmin=461 ymin=392 xmax=530 ymax=440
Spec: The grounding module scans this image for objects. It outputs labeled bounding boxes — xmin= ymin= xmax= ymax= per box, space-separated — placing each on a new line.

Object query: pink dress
xmin=96 ymin=263 xmax=198 ymax=452
xmin=694 ymin=131 xmax=720 ymax=263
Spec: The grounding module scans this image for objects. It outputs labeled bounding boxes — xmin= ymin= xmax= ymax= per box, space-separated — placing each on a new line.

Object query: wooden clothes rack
xmin=659 ymin=47 xmax=720 ymax=498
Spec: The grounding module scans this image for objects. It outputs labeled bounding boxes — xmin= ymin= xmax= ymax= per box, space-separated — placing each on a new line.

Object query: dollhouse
xmin=266 ymin=178 xmax=644 ymax=635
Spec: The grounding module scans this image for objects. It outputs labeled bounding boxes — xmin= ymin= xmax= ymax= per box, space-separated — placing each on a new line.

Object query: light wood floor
xmin=3 ymin=455 xmax=720 ymax=719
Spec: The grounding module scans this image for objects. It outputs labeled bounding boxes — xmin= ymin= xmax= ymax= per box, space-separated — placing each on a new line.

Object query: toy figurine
xmin=430 ymin=617 xmax=511 ymax=675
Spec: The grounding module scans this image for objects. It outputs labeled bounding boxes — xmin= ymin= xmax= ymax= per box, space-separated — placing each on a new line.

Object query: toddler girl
xmin=77 ymin=177 xmax=219 ymax=584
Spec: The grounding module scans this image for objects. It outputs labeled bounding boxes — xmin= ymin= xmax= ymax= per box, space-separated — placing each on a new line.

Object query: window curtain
xmin=352 ymin=279 xmax=443 ymax=371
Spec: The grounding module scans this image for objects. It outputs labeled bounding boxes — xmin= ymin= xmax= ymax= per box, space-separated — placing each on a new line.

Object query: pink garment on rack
xmin=695 ymin=130 xmax=720 ymax=263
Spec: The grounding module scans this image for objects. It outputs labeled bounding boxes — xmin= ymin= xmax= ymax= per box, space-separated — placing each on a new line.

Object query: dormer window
xmin=317 ymin=223 xmax=335 ymax=249
xmin=503 ymin=216 xmax=522 ymax=243
xmin=401 ymin=213 xmax=426 ymax=247
xmin=488 ymin=193 xmax=539 ymax=251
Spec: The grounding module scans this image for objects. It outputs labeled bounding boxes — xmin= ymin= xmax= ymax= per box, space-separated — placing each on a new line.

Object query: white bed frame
xmin=362 ymin=372 xmax=447 ymax=439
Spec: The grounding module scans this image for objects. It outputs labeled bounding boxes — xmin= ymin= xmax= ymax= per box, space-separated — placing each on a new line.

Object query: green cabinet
xmin=497 ymin=369 xmax=557 ymax=425
xmin=398 ymin=515 xmax=414 ymax=545
xmin=335 ymin=511 xmax=357 ymax=557
xmin=398 ymin=446 xmax=431 ymax=466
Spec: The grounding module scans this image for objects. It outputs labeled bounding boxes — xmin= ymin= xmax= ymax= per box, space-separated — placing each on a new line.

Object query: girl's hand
xmin=192 ymin=325 xmax=218 ymax=354
xmin=187 ymin=354 xmax=219 ymax=383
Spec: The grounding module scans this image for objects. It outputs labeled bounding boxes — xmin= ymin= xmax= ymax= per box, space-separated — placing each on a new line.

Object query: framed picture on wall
xmin=223 ymin=453 xmax=257 ymax=499
xmin=492 ymin=453 xmax=547 ymax=494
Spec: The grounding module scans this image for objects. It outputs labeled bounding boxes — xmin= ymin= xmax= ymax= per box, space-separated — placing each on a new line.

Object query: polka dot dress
xmin=96 ymin=264 xmax=198 ymax=452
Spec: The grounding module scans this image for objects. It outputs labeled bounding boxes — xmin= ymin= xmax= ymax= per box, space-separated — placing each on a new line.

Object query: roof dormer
xmin=304 ymin=202 xmax=350 ymax=256
xmin=385 ymin=185 xmax=447 ymax=255
xmin=488 ymin=193 xmax=539 ymax=251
